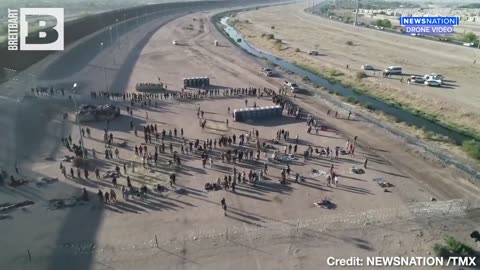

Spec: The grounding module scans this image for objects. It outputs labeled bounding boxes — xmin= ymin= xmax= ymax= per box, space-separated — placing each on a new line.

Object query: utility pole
xmin=354 ymin=0 xmax=360 ymax=26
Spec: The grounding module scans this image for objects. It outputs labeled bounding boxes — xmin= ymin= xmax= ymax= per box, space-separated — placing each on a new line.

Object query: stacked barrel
xmin=183 ymin=77 xmax=210 ymax=88
xmin=233 ymin=105 xmax=283 ymax=122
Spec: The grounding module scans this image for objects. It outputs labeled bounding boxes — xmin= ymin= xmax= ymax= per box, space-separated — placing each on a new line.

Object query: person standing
xmin=97 ymin=190 xmax=104 ymax=203
xmin=231 ymin=180 xmax=236 ymax=192
xmin=221 ymin=197 xmax=227 ymax=215
xmin=364 ymin=158 xmax=368 ymax=169
xmin=110 ymin=189 xmax=117 ymax=202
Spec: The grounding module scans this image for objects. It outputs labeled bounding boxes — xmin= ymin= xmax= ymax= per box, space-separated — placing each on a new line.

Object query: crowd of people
xmin=3 ymin=82 xmax=367 ymax=217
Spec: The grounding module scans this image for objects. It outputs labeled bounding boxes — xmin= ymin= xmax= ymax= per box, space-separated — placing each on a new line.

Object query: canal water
xmin=219 ymin=17 xmax=471 ymax=145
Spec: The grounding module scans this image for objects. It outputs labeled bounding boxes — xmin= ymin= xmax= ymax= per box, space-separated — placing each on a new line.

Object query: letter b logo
xmin=20 ymin=8 xmax=64 ymax=51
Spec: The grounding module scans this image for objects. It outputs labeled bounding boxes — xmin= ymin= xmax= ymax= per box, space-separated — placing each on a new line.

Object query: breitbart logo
xmin=7 ymin=8 xmax=64 ymax=51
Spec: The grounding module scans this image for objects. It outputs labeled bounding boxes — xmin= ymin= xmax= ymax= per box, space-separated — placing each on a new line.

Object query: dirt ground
xmin=1 ymin=6 xmax=480 ymax=270
xmin=234 ymin=4 xmax=480 ymax=137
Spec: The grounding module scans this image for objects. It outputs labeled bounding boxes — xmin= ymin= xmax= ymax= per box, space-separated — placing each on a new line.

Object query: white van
xmin=384 ymin=66 xmax=402 ymax=74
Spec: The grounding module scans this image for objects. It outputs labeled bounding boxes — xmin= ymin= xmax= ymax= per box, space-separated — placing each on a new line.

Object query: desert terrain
xmin=235 ymin=3 xmax=480 ymax=138
xmin=0 ymin=3 xmax=479 ymax=270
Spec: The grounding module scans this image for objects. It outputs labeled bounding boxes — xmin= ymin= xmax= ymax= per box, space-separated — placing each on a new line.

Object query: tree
xmin=375 ymin=19 xmax=392 ymax=28
xmin=383 ymin=19 xmax=392 ymax=28
xmin=463 ymin=32 xmax=478 ymax=43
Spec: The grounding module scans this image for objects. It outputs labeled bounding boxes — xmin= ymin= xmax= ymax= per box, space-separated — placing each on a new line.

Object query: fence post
xmin=27 ymin=249 xmax=31 ymax=262
xmin=155 ymin=235 xmax=159 ymax=248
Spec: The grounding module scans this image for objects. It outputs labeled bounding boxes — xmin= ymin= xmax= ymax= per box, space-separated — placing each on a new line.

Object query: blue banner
xmin=400 ymin=16 xmax=459 ymax=26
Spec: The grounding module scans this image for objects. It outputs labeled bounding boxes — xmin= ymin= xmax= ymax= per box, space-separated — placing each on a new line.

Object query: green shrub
xmin=346 ymin=96 xmax=359 ymax=104
xmin=328 ymin=69 xmax=344 ymax=77
xmin=433 ymin=236 xmax=476 ymax=258
xmin=328 ymin=90 xmax=334 ymax=94
xmin=346 ymin=40 xmax=354 ymax=46
xmin=361 ymin=103 xmax=374 ymax=110
xmin=356 ymin=71 xmax=367 ymax=80
xmin=274 ymin=39 xmax=282 ymax=44
xmin=266 ymin=33 xmax=274 ymax=40
xmin=271 ymin=25 xmax=275 ymax=29
xmin=295 ymin=48 xmax=300 ymax=52
xmin=462 ymin=140 xmax=480 ymax=160
xmin=462 ymin=32 xmax=478 ymax=43
xmin=375 ymin=18 xmax=392 ymax=28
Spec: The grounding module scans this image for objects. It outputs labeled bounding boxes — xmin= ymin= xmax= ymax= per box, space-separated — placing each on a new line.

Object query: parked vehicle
xmin=423 ymin=74 xmax=443 ymax=84
xmin=361 ymin=64 xmax=374 ymax=70
xmin=172 ymin=40 xmax=178 ymax=45
xmin=410 ymin=75 xmax=425 ymax=83
xmin=424 ymin=79 xmax=442 ymax=87
xmin=430 ymin=73 xmax=444 ymax=80
xmin=261 ymin=68 xmax=273 ymax=77
xmin=308 ymin=50 xmax=319 ymax=56
xmin=384 ymin=66 xmax=402 ymax=74
xmin=284 ymin=81 xmax=300 ymax=92
xmin=289 ymin=83 xmax=300 ymax=93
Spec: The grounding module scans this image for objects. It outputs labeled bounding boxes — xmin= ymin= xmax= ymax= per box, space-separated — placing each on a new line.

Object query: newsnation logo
xmin=400 ymin=16 xmax=459 ymax=35
xmin=7 ymin=8 xmax=64 ymax=51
